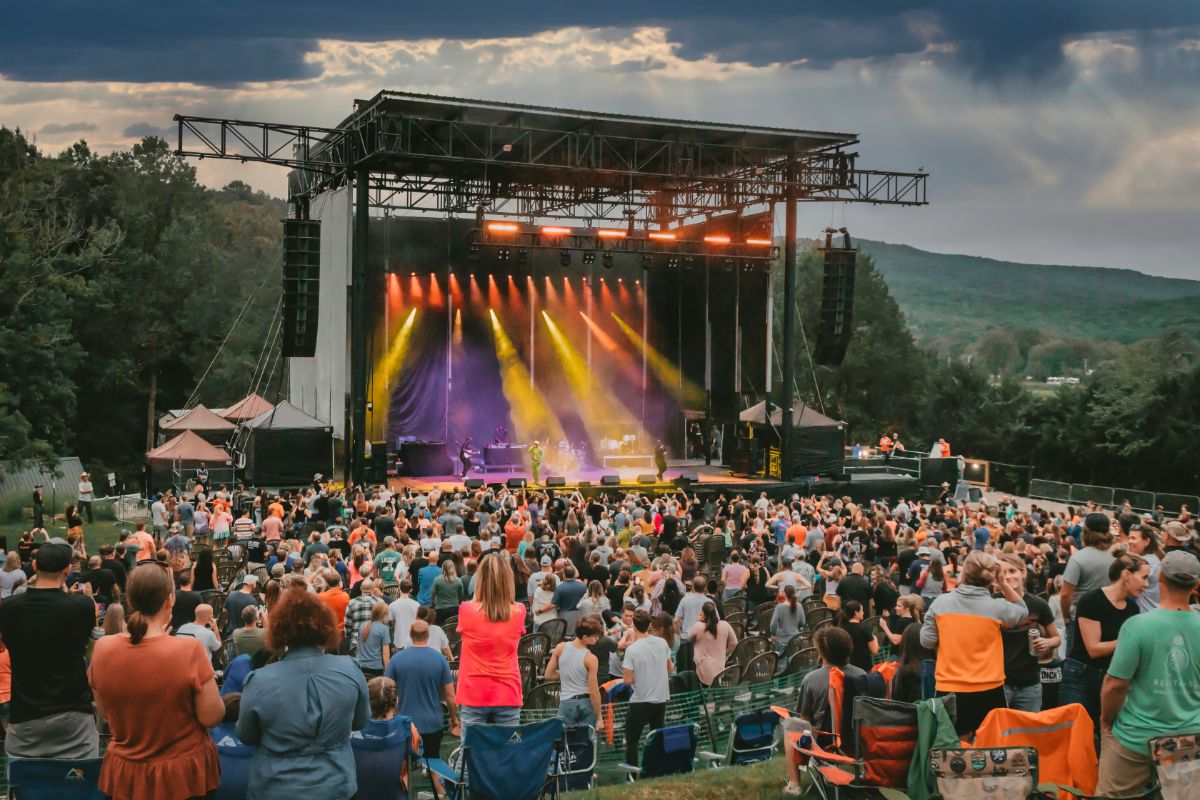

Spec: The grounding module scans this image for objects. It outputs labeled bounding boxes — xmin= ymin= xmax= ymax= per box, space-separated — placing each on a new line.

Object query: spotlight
xmin=642 ymin=254 xmax=653 ymax=269
xmin=468 ymin=245 xmax=480 ymax=261
xmin=723 ymin=258 xmax=734 ymax=271
xmin=683 ymin=256 xmax=695 ymax=270
xmin=516 ymin=248 xmax=528 ymax=265
xmin=583 ymin=252 xmax=596 ymax=265
xmin=602 ymin=252 xmax=614 ymax=269
xmin=560 ymin=249 xmax=572 ymax=267
xmin=666 ymin=256 xmax=680 ymax=268
xmin=497 ymin=247 xmax=511 ymax=262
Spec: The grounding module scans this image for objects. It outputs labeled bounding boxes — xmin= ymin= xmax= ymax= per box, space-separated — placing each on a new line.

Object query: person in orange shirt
xmin=0 ymin=643 xmax=10 ymax=730
xmin=503 ymin=513 xmax=527 ymax=553
xmin=318 ymin=568 xmax=351 ymax=637
xmin=878 ymin=433 xmax=892 ymax=463
xmin=267 ymin=498 xmax=284 ymax=519
xmin=785 ymin=515 xmax=806 ymax=546
xmin=940 ymin=439 xmax=951 ymax=458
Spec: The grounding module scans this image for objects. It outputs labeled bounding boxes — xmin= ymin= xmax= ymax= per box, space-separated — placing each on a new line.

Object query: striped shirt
xmin=233 ymin=518 xmax=257 ymax=540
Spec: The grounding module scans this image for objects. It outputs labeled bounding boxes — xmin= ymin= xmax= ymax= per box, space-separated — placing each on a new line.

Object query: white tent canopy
xmin=739 ymin=400 xmax=843 ymax=428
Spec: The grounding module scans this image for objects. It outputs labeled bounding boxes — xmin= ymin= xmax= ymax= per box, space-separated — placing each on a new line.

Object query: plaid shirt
xmin=343 ymin=594 xmax=378 ymax=650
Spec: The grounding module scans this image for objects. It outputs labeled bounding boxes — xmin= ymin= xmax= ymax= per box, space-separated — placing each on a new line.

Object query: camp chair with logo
xmin=7 ymin=758 xmax=105 ymax=800
xmin=212 ymin=722 xmax=256 ymax=800
xmin=1150 ymin=731 xmax=1200 ymax=800
xmin=618 ymin=723 xmax=698 ymax=781
xmin=426 ymin=718 xmax=565 ymax=800
xmin=350 ymin=715 xmax=420 ymax=800
xmin=973 ymin=704 xmax=1098 ymax=798
xmin=552 ymin=724 xmax=597 ymax=791
xmin=598 ymin=679 xmax=631 ymax=746
xmin=698 ymin=707 xmax=780 ymax=768
xmin=929 ymin=747 xmax=1042 ymax=800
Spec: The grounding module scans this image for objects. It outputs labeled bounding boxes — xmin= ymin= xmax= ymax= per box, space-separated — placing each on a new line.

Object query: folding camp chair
xmin=212 ymin=722 xmax=255 ymax=800
xmin=619 ymin=723 xmax=698 ymax=781
xmin=7 ymin=758 xmax=105 ymax=800
xmin=553 ymin=724 xmax=597 ymax=791
xmin=427 ymin=718 xmax=565 ymax=800
xmin=351 ymin=715 xmax=420 ymax=800
xmin=1151 ymin=731 xmax=1200 ymax=800
xmin=929 ymin=747 xmax=1042 ymax=800
xmin=699 ymin=707 xmax=780 ymax=768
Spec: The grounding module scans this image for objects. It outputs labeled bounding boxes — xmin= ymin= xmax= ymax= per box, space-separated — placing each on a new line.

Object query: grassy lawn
xmin=568 ymin=757 xmax=788 ymax=800
xmin=0 ymin=518 xmax=134 ymax=553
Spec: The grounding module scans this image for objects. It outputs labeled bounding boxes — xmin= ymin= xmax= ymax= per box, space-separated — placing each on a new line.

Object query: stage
xmin=388 ymin=459 xmax=921 ymax=503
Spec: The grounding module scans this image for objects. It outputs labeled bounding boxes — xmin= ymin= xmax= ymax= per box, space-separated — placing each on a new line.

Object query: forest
xmin=2 ymin=127 xmax=1197 ymax=494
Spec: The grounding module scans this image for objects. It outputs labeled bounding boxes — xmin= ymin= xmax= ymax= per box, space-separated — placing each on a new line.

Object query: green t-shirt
xmin=1108 ymin=608 xmax=1200 ymax=755
xmin=373 ymin=550 xmax=403 ymax=585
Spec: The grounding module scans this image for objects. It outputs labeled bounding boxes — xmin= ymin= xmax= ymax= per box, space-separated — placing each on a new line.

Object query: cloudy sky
xmin=4 ymin=2 xmax=1200 ymax=278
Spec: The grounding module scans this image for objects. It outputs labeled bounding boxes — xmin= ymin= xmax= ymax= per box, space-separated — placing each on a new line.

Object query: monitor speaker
xmin=282 ymin=218 xmax=321 ymax=358
xmin=637 ymin=474 xmax=658 ymax=484
xmin=545 ymin=476 xmax=566 ymax=487
xmin=674 ymin=472 xmax=699 ymax=486
xmin=506 ymin=477 xmax=527 ymax=489
xmin=814 ymin=232 xmax=856 ymax=366
xmin=463 ymin=478 xmax=485 ymax=489
xmin=600 ymin=475 xmax=621 ymax=486
xmin=577 ymin=481 xmax=592 ymax=488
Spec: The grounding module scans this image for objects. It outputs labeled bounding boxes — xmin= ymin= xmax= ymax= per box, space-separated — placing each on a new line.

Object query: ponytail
xmin=127 ymin=611 xmax=149 ymax=645
xmin=837 ymin=599 xmax=862 ymax=628
xmin=784 ymin=584 xmax=797 ymax=612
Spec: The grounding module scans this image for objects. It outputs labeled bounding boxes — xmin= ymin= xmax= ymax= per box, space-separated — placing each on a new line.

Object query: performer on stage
xmin=529 ymin=440 xmax=544 ymax=485
xmin=494 ymin=424 xmax=509 ymax=445
xmin=459 ymin=437 xmax=474 ymax=478
xmin=654 ymin=440 xmax=668 ymax=481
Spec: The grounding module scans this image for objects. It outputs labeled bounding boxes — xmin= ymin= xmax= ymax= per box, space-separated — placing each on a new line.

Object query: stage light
xmin=410 ymin=271 xmax=417 ymax=276
xmin=667 ymin=256 xmax=679 ymax=268
xmin=468 ymin=245 xmax=480 ymax=261
xmin=612 ymin=312 xmax=707 ymax=408
xmin=683 ymin=256 xmax=695 ymax=269
xmin=596 ymin=229 xmax=626 ymax=239
xmin=559 ymin=249 xmax=571 ymax=266
xmin=583 ymin=252 xmax=596 ymax=265
xmin=723 ymin=258 xmax=735 ymax=271
xmin=497 ymin=248 xmax=511 ymax=262
xmin=542 ymin=226 xmax=572 ymax=237
xmin=516 ymin=248 xmax=528 ymax=265
xmin=642 ymin=254 xmax=653 ymax=269
xmin=704 ymin=234 xmax=731 ymax=245
xmin=746 ymin=237 xmax=773 ymax=246
xmin=487 ymin=221 xmax=519 ymax=234
xmin=602 ymin=252 xmax=614 ymax=269
xmin=648 ymin=231 xmax=676 ymax=241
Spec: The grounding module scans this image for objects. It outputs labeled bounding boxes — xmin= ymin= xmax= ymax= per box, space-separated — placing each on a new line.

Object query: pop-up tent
xmin=738 ymin=400 xmax=846 ymax=478
xmin=146 ymin=431 xmax=231 ymax=489
xmin=243 ymin=401 xmax=333 ymax=486
xmin=160 ymin=404 xmax=235 ymax=445
xmin=220 ymin=393 xmax=274 ymax=423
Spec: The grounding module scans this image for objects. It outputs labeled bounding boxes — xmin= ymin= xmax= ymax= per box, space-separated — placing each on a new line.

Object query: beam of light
xmin=617 ymin=279 xmax=631 ymax=306
xmin=526 ymin=274 xmax=539 ymax=305
xmin=369 ymin=308 xmax=420 ymax=434
xmin=387 ymin=273 xmax=403 ymax=317
xmin=506 ymin=274 xmax=527 ymax=319
xmin=489 ymin=309 xmax=565 ymax=446
xmin=487 ymin=274 xmax=501 ymax=309
xmin=578 ymin=312 xmax=643 ymax=385
xmin=598 ymin=277 xmax=614 ymax=309
xmin=561 ymin=275 xmax=577 ymax=310
xmin=408 ymin=274 xmax=424 ymax=303
xmin=454 ymin=308 xmax=463 ymax=346
xmin=543 ymin=275 xmax=559 ymax=304
xmin=578 ymin=311 xmax=620 ymax=352
xmin=429 ymin=274 xmax=444 ymax=308
xmin=611 ymin=312 xmax=707 ymax=409
xmin=469 ymin=274 xmax=483 ymax=307
xmin=541 ymin=311 xmax=643 ymax=448
xmin=449 ymin=273 xmax=463 ymax=306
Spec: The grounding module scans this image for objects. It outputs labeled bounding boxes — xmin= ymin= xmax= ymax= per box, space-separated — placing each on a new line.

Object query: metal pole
xmin=780 ymin=158 xmax=799 ymax=480
xmin=350 ymin=167 xmax=370 ymax=488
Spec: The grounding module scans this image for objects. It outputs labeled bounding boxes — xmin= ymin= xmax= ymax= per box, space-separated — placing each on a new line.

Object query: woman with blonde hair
xmin=431 ymin=559 xmax=466 ymax=624
xmin=879 ymin=594 xmax=923 ymax=646
xmin=919 ymin=550 xmax=1029 ymax=737
xmin=456 ymin=552 xmax=526 ymax=726
xmin=0 ymin=551 xmax=25 ymax=598
xmin=102 ymin=604 xmax=127 ymax=637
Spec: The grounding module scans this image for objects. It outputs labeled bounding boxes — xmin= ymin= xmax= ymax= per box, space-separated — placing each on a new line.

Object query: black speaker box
xmin=600 ymin=475 xmax=621 ymax=486
xmin=545 ymin=476 xmax=566 ymax=487
xmin=463 ymin=478 xmax=485 ymax=489
xmin=674 ymin=472 xmax=699 ymax=486
xmin=506 ymin=477 xmax=527 ymax=489
xmin=814 ymin=245 xmax=856 ymax=366
xmin=282 ymin=218 xmax=321 ymax=358
xmin=637 ymin=474 xmax=658 ymax=484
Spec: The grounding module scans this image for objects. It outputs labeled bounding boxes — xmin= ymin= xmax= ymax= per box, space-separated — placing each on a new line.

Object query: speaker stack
xmin=814 ymin=227 xmax=856 ymax=367
xmin=282 ymin=219 xmax=321 ymax=358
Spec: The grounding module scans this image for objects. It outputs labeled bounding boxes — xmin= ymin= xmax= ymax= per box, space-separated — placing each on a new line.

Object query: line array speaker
xmin=814 ymin=238 xmax=856 ymax=366
xmin=282 ymin=218 xmax=321 ymax=358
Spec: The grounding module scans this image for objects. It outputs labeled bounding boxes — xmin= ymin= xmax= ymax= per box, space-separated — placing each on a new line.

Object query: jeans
xmin=459 ymin=705 xmax=521 ymax=727
xmin=722 ymin=588 xmax=741 ymax=601
xmin=1003 ymin=682 xmax=1043 ymax=713
xmin=624 ymin=702 xmax=666 ymax=767
xmin=558 ymin=697 xmax=595 ymax=727
xmin=1059 ymin=658 xmax=1104 ymax=728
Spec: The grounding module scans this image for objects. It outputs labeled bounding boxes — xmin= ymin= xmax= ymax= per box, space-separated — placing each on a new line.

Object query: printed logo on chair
xmin=507 ymin=732 xmax=524 ymax=745
xmin=64 ymin=768 xmax=86 ymax=782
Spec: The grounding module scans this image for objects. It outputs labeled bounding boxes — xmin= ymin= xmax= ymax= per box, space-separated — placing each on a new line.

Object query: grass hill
xmin=850 ymin=239 xmax=1200 ymax=352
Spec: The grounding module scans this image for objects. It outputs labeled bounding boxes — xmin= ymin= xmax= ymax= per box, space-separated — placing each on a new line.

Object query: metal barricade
xmin=1070 ymin=483 xmax=1115 ymax=507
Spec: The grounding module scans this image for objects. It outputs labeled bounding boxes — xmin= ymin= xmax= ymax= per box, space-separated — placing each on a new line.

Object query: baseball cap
xmin=1160 ymin=550 xmax=1200 ymax=588
xmin=33 ymin=540 xmax=73 ymax=573
xmin=241 ymin=574 xmax=259 ymax=586
xmin=540 ymin=555 xmax=552 ymax=566
xmin=917 ymin=546 xmax=931 ymax=556
xmin=1163 ymin=521 xmax=1195 ymax=543
xmin=1084 ymin=512 xmax=1110 ymax=533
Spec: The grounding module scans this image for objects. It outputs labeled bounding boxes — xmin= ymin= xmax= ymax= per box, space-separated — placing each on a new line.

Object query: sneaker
xmin=783 ymin=781 xmax=802 ymax=796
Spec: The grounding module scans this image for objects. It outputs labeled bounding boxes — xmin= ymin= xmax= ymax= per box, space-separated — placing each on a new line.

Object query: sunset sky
xmin=5 ymin=2 xmax=1200 ymax=277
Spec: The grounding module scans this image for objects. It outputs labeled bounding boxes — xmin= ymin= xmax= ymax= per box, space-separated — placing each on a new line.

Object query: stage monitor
xmin=637 ymin=474 xmax=658 ymax=484
xmin=464 ymin=478 xmax=485 ymax=489
xmin=600 ymin=475 xmax=621 ymax=486
xmin=506 ymin=477 xmax=527 ymax=489
xmin=674 ymin=472 xmax=699 ymax=486
xmin=545 ymin=476 xmax=566 ymax=487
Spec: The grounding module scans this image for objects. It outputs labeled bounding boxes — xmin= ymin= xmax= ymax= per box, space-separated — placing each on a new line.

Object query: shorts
xmin=0 ymin=703 xmax=10 ymax=723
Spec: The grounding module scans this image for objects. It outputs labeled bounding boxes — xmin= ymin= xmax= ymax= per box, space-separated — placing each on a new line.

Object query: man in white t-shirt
xmin=176 ymin=604 xmax=222 ymax=654
xmin=78 ymin=472 xmax=95 ymax=523
xmin=388 ymin=578 xmax=421 ymax=649
xmin=150 ymin=495 xmax=168 ymax=539
xmin=622 ymin=611 xmax=672 ymax=766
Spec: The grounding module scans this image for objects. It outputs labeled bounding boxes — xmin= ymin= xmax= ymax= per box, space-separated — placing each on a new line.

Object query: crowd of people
xmin=0 ymin=476 xmax=1197 ymax=799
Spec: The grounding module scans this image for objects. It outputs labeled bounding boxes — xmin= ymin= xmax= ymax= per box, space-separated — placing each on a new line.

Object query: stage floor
xmin=388 ymin=459 xmax=775 ymax=494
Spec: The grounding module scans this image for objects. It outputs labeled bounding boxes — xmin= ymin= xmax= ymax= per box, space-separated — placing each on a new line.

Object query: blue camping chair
xmin=211 ymin=723 xmax=256 ymax=800
xmin=427 ymin=718 xmax=565 ymax=800
xmin=619 ymin=723 xmax=698 ymax=781
xmin=350 ymin=715 xmax=418 ymax=800
xmin=700 ymin=708 xmax=780 ymax=768
xmin=553 ymin=725 xmax=597 ymax=791
xmin=7 ymin=758 xmax=105 ymax=800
